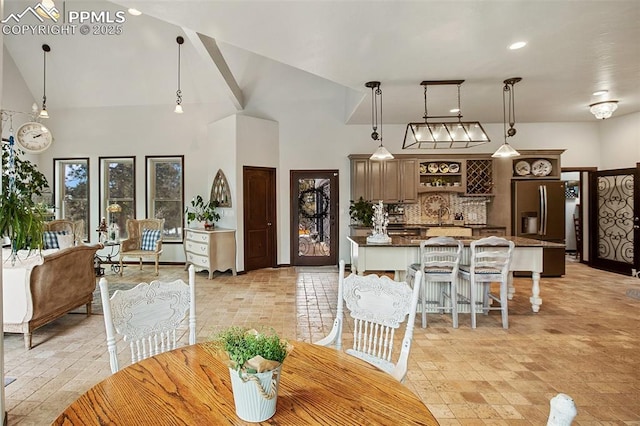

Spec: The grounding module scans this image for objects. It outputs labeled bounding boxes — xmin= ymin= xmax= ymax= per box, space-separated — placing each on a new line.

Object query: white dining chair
xmin=100 ymin=265 xmax=196 ymax=373
xmin=315 ymin=260 xmax=422 ymax=382
xmin=457 ymin=236 xmax=514 ymax=329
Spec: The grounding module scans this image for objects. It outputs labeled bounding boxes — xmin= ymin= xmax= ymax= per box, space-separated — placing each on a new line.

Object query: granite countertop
xmin=350 ymin=224 xmax=506 ymax=229
xmin=347 ymin=235 xmax=565 ymax=248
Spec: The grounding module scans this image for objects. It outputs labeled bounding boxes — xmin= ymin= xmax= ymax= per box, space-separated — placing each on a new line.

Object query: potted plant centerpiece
xmin=207 ymin=326 xmax=292 ymax=422
xmin=0 ymin=139 xmax=49 ymax=264
xmin=185 ymin=195 xmax=220 ymax=229
xmin=349 ymin=197 xmax=374 ymax=227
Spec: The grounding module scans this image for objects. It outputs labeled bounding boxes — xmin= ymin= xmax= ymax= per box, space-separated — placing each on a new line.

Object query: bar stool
xmin=406 ymin=236 xmax=463 ymax=328
xmin=457 ymin=236 xmax=514 ymax=329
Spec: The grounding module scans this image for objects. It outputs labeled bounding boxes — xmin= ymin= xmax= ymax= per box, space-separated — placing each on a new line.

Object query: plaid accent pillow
xmin=141 ymin=229 xmax=161 ymax=251
xmin=43 ymin=230 xmax=68 ymax=249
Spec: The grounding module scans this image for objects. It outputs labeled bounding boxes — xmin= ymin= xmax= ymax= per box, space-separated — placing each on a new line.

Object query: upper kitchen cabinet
xmin=349 ymin=156 xmax=418 ymax=203
xmin=419 ymin=160 xmax=465 ymax=193
xmin=511 ymin=149 xmax=564 ymax=180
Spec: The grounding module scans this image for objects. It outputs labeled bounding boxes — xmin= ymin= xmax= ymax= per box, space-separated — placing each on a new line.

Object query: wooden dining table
xmin=53 ymin=341 xmax=439 ymax=425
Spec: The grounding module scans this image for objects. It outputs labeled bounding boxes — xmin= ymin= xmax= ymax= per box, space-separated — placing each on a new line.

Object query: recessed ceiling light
xmin=592 ymin=90 xmax=608 ymax=96
xmin=128 ymin=8 xmax=142 ymax=16
xmin=509 ymin=41 xmax=527 ymax=50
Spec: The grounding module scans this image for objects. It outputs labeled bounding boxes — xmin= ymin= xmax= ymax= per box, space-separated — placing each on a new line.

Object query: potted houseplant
xmin=207 ymin=326 xmax=292 ymax=422
xmin=349 ymin=197 xmax=374 ymax=227
xmin=0 ymin=139 xmax=49 ymax=263
xmin=185 ymin=195 xmax=220 ymax=229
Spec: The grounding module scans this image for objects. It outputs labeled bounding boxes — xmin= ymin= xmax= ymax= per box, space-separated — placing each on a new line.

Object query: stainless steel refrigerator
xmin=512 ymin=180 xmax=566 ymax=276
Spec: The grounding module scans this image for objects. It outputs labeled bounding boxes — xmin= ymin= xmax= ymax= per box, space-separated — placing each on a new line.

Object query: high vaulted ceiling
xmin=3 ymin=0 xmax=640 ymax=125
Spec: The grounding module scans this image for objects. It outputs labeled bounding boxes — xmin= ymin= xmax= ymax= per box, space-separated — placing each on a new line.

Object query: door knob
xmin=267 ymin=222 xmax=272 ymax=226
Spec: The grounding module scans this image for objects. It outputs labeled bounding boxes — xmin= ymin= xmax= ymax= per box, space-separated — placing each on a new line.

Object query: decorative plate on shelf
xmin=427 ymin=163 xmax=439 ymax=173
xmin=514 ymin=160 xmax=531 ymax=176
xmin=531 ymin=159 xmax=553 ymax=177
xmin=439 ymin=163 xmax=449 ymax=173
xmin=448 ymin=163 xmax=460 ymax=173
xmin=419 ymin=164 xmax=427 ymax=174
xmin=423 ymin=194 xmax=449 ymax=218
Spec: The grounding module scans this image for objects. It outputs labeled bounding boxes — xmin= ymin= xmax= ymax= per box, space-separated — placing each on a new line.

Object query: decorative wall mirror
xmin=211 ymin=169 xmax=232 ymax=207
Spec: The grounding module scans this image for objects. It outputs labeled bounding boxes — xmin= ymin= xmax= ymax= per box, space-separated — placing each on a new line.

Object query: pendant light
xmin=174 ymin=36 xmax=184 ymax=114
xmin=403 ymin=80 xmax=490 ymax=149
xmin=39 ymin=44 xmax=51 ymax=119
xmin=366 ymin=81 xmax=393 ymax=161
xmin=492 ymin=77 xmax=521 ymax=158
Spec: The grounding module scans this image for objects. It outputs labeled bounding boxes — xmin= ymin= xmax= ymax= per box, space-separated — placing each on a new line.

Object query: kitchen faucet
xmin=438 ymin=206 xmax=450 ymax=225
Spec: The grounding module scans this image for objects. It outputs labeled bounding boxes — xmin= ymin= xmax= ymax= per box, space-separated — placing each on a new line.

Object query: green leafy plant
xmin=349 ymin=197 xmax=374 ymax=227
xmin=0 ymin=141 xmax=49 ymax=255
xmin=185 ymin=195 xmax=220 ymax=225
xmin=208 ymin=326 xmax=290 ymax=374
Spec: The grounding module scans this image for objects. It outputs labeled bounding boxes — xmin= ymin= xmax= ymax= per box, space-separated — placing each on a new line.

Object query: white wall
xmin=598 ymin=112 xmax=640 ymax=169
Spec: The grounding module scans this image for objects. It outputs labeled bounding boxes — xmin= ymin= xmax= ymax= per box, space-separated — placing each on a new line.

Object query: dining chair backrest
xmin=100 ymin=265 xmax=196 ymax=373
xmin=418 ymin=236 xmax=464 ymax=328
xmin=468 ymin=236 xmax=515 ymax=282
xmin=314 ymin=260 xmax=422 ymax=382
xmin=420 ymin=236 xmax=463 ymax=280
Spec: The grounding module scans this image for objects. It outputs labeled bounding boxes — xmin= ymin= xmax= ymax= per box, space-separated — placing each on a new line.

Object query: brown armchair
xmin=118 ymin=219 xmax=164 ymax=275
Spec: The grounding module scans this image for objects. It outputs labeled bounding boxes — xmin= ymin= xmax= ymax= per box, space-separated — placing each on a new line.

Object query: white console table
xmin=184 ymin=228 xmax=237 ymax=279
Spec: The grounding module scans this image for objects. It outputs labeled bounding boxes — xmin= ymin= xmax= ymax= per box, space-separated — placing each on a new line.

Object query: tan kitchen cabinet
xmin=349 ymin=156 xmax=418 ymax=203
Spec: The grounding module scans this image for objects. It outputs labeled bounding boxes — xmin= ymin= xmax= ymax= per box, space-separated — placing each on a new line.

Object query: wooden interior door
xmin=243 ymin=166 xmax=277 ymax=272
xmin=290 ymin=170 xmax=338 ymax=266
xmin=591 ymin=164 xmax=639 ymax=275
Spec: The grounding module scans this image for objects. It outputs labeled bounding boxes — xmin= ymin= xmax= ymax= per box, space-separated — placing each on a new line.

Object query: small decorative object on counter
xmin=366 ymin=200 xmax=391 ymax=244
xmin=97 ymin=217 xmax=108 ymax=243
xmin=453 ymin=212 xmax=465 ymax=226
xmin=108 ymin=222 xmax=120 ymax=242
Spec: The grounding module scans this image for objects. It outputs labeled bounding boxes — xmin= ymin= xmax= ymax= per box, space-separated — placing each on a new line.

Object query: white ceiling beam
xmin=183 ymin=28 xmax=244 ymax=111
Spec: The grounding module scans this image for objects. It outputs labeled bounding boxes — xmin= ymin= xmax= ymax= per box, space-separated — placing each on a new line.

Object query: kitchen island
xmin=347 ymin=235 xmax=565 ymax=313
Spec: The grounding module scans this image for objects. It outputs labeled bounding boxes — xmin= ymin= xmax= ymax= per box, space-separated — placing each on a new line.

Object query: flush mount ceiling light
xmin=174 ymin=36 xmax=185 ymax=114
xmin=366 ymin=81 xmax=394 ymax=161
xmin=403 ymin=80 xmax=490 ymax=150
xmin=39 ymin=44 xmax=51 ymax=119
xmin=492 ymin=77 xmax=522 ymax=158
xmin=589 ymin=100 xmax=618 ymax=120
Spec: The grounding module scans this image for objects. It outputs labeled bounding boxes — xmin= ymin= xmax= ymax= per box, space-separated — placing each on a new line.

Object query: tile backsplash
xmin=403 ymin=193 xmax=489 ymax=225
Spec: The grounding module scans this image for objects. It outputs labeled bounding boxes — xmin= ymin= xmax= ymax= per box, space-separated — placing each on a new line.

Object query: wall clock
xmin=531 ymin=159 xmax=553 ymax=177
xmin=16 ymin=122 xmax=53 ymax=153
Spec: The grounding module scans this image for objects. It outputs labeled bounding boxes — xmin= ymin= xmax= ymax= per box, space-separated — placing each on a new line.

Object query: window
xmin=100 ymin=157 xmax=135 ymax=229
xmin=146 ymin=156 xmax=184 ymax=242
xmin=54 ymin=158 xmax=89 ymax=241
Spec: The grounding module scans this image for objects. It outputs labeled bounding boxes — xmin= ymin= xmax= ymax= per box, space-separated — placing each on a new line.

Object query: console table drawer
xmin=185 ymin=240 xmax=208 ymax=254
xmin=186 ymin=252 xmax=210 ymax=268
xmin=186 ymin=230 xmax=210 ymax=243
